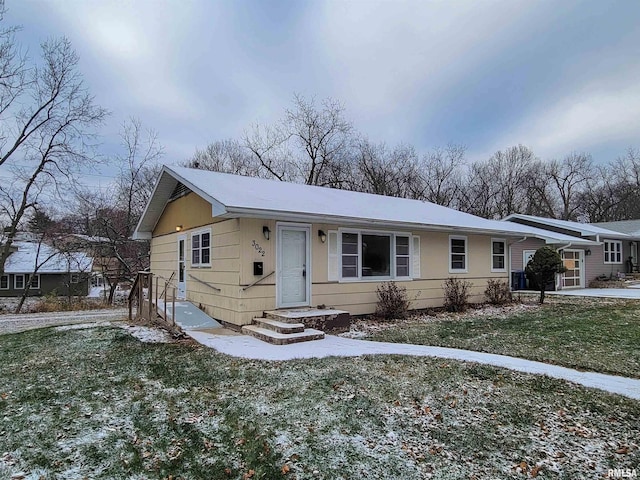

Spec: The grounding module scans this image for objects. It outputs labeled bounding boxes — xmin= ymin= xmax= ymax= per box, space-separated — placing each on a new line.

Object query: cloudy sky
xmin=4 ymin=0 xmax=640 ymax=185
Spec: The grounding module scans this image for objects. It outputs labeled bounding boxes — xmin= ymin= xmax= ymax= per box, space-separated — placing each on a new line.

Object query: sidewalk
xmin=188 ymin=330 xmax=640 ymax=401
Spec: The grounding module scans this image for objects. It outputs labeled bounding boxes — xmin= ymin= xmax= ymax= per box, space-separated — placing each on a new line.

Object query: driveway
xmin=0 ymin=309 xmax=128 ymax=335
xmin=547 ymin=288 xmax=640 ymax=299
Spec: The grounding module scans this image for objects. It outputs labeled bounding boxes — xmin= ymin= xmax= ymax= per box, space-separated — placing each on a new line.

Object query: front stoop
xmin=241 ymin=324 xmax=325 ymax=345
xmin=242 ymin=308 xmax=350 ymax=345
xmin=264 ymin=308 xmax=351 ymax=331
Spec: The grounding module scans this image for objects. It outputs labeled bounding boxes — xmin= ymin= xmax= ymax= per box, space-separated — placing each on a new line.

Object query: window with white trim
xmin=450 ymin=236 xmax=468 ymax=272
xmin=395 ymin=235 xmax=410 ymax=277
xmin=339 ymin=230 xmax=414 ymax=280
xmin=491 ymin=239 xmax=506 ymax=272
xmin=70 ymin=273 xmax=80 ymax=284
xmin=0 ymin=275 xmax=8 ymax=290
xmin=603 ymin=240 xmax=622 ymax=264
xmin=14 ymin=274 xmax=24 ymax=290
xmin=191 ymin=229 xmax=211 ymax=267
xmin=29 ymin=274 xmax=40 ymax=289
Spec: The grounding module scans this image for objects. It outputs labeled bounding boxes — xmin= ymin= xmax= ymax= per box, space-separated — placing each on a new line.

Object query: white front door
xmin=561 ymin=249 xmax=584 ymax=289
xmin=277 ymin=224 xmax=310 ymax=308
xmin=177 ymin=234 xmax=186 ymax=299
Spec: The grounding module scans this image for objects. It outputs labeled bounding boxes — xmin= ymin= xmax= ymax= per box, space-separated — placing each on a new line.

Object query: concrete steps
xmin=242 ymin=308 xmax=350 ymax=345
xmin=241 ymin=324 xmax=324 ymax=345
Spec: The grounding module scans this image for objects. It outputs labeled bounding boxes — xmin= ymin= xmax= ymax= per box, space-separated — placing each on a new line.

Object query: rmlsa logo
xmin=608 ymin=469 xmax=638 ymax=478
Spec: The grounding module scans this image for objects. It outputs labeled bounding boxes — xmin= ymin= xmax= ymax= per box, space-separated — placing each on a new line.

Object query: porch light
xmin=318 ymin=230 xmax=327 ymax=243
xmin=585 ymin=249 xmax=591 ymax=256
xmin=263 ymin=226 xmax=271 ymax=240
xmin=175 ymin=225 xmax=183 ymax=232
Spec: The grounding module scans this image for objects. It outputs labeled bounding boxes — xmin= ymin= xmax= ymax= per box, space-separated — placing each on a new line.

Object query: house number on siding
xmin=252 ymin=240 xmax=265 ymax=256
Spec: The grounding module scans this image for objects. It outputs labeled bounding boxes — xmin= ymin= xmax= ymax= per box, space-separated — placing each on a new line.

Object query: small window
xmin=491 ymin=239 xmax=506 ymax=272
xmin=191 ymin=230 xmax=211 ymax=267
xmin=29 ymin=274 xmax=40 ymax=289
xmin=14 ymin=274 xmax=25 ymax=290
xmin=603 ymin=240 xmax=622 ymax=264
xmin=0 ymin=275 xmax=8 ymax=290
xmin=395 ymin=236 xmax=410 ymax=277
xmin=450 ymin=236 xmax=468 ymax=272
xmin=71 ymin=273 xmax=80 ymax=284
xmin=341 ymin=232 xmax=359 ymax=278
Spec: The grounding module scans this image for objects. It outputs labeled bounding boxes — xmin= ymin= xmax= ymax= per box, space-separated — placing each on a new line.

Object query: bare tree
xmin=184 ymin=138 xmax=264 ymax=177
xmin=75 ymin=119 xmax=161 ymax=303
xmin=351 ymin=138 xmax=418 ymax=197
xmin=544 ymin=153 xmax=593 ymax=220
xmin=412 ymin=144 xmax=465 ymax=207
xmin=0 ymin=21 xmax=107 ymax=274
xmin=243 ymin=94 xmax=354 ymax=185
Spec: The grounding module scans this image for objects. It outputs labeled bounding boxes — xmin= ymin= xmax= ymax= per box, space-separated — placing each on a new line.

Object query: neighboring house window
xmin=14 ymin=274 xmax=24 ymax=290
xmin=491 ymin=239 xmax=506 ymax=272
xmin=191 ymin=229 xmax=211 ymax=267
xmin=604 ymin=240 xmax=622 ymax=264
xmin=450 ymin=236 xmax=468 ymax=272
xmin=71 ymin=273 xmax=80 ymax=284
xmin=29 ymin=274 xmax=40 ymax=289
xmin=0 ymin=275 xmax=8 ymax=290
xmin=339 ymin=230 xmax=414 ymax=280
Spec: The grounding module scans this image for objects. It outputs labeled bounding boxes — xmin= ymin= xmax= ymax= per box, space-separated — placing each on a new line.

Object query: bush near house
xmin=443 ymin=277 xmax=472 ymax=312
xmin=525 ymin=247 xmax=567 ymax=304
xmin=375 ymin=282 xmax=411 ymax=320
xmin=484 ymin=279 xmax=512 ymax=305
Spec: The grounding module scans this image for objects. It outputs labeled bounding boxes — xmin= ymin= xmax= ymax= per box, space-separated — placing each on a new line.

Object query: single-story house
xmin=0 ymin=241 xmax=93 ymax=297
xmin=503 ymin=214 xmax=638 ymax=289
xmin=134 ymin=166 xmax=553 ymax=328
xmin=591 ymin=219 xmax=640 ymax=272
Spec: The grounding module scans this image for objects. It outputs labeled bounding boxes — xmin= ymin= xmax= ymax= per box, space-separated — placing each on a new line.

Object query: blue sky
xmin=4 ymin=0 xmax=640 ymax=186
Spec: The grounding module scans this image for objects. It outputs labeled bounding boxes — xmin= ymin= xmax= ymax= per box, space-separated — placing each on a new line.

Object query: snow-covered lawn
xmin=0 ymin=324 xmax=638 ymax=479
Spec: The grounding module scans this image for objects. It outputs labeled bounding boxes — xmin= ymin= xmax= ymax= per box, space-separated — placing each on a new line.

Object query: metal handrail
xmin=188 ymin=274 xmax=221 ymax=292
xmin=242 ymin=271 xmax=275 ymax=291
xmin=160 ymin=271 xmax=175 ymax=298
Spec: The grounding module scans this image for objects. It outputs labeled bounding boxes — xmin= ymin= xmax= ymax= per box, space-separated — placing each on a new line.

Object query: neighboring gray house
xmin=592 ymin=219 xmax=640 ymax=273
xmin=0 ymin=241 xmax=93 ymax=297
xmin=503 ymin=214 xmax=639 ymax=289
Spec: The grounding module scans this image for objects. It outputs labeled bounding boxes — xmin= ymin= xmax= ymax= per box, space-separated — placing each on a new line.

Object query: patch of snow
xmin=187 ymin=331 xmax=640 ymax=401
xmin=118 ymin=324 xmax=172 ymax=343
xmin=548 ymin=288 xmax=640 ymax=299
xmin=54 ymin=322 xmax=112 ymax=331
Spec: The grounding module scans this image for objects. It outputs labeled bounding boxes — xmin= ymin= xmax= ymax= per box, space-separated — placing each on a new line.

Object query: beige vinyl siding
xmin=151 ymin=212 xmax=511 ymax=326
xmin=151 ymin=218 xmax=242 ymax=324
xmin=234 ymin=222 xmax=508 ymax=324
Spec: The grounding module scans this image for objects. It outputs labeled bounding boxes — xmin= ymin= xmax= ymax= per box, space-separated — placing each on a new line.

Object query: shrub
xmin=443 ymin=277 xmax=472 ymax=312
xmin=525 ymin=246 xmax=567 ymax=304
xmin=484 ymin=279 xmax=512 ymax=305
xmin=375 ymin=282 xmax=411 ymax=320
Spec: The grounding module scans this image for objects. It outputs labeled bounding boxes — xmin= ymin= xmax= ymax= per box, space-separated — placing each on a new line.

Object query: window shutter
xmin=412 ymin=235 xmax=421 ymax=279
xmin=328 ymin=230 xmax=339 ymax=281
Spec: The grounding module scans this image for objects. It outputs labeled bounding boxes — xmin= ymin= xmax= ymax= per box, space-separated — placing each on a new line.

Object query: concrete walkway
xmin=547 ymin=288 xmax=640 ymax=299
xmin=188 ymin=331 xmax=640 ymax=401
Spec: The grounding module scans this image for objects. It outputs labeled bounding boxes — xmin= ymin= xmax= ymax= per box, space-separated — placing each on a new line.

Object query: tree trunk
xmin=539 ymin=286 xmax=546 ymax=304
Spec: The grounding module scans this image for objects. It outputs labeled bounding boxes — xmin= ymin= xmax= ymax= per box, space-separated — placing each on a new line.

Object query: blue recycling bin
xmin=518 ymin=271 xmax=526 ymax=290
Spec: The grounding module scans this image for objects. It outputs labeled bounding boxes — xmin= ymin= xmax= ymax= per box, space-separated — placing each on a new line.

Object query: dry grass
xmin=0 ymin=323 xmax=638 ymax=479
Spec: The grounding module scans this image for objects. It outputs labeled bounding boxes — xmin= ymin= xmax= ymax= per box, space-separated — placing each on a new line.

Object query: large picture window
xmin=340 ymin=231 xmax=413 ymax=280
xmin=191 ymin=230 xmax=211 ymax=267
xmin=603 ymin=240 xmax=622 ymax=264
xmin=450 ymin=236 xmax=468 ymax=272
